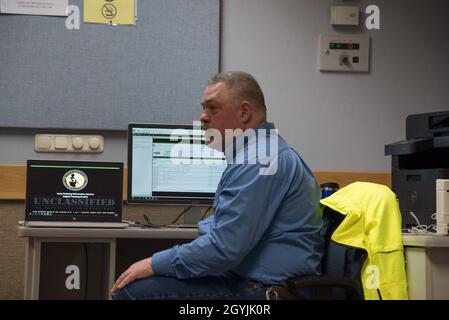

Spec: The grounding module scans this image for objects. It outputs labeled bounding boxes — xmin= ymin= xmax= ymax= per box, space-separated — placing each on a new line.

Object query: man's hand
xmin=111 ymin=257 xmax=154 ymax=294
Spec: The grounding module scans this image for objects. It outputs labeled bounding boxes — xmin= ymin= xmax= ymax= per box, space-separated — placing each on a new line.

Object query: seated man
xmin=112 ymin=71 xmax=323 ymax=300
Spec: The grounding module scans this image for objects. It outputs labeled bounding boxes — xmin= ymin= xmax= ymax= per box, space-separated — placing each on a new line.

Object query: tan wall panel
xmin=0 ymin=165 xmax=128 ymax=201
xmin=0 ymin=165 xmax=391 ymax=200
xmin=315 ymin=171 xmax=391 ymax=188
xmin=0 ymin=165 xmax=26 ymax=200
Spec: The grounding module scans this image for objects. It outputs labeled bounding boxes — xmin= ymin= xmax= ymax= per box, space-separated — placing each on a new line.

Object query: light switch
xmin=88 ymin=137 xmax=101 ymax=150
xmin=35 ymin=134 xmax=104 ymax=153
xmin=54 ymin=136 xmax=68 ymax=150
xmin=36 ymin=135 xmax=51 ymax=149
xmin=72 ymin=136 xmax=85 ymax=150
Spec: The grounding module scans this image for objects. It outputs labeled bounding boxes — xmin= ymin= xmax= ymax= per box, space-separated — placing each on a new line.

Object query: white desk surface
xmin=17 ymin=225 xmax=198 ymax=239
xmin=18 ymin=226 xmax=449 ymax=247
xmin=403 ymin=234 xmax=449 ymax=247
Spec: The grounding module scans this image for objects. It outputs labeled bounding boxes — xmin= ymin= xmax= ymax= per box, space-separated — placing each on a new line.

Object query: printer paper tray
xmin=385 ymin=136 xmax=449 ymax=156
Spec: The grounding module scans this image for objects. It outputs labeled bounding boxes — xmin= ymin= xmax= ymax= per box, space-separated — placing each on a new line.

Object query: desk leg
xmin=24 ymin=238 xmax=41 ymax=300
xmin=24 ymin=238 xmax=33 ymax=300
xmin=106 ymin=239 xmax=116 ymax=300
xmin=405 ymin=247 xmax=432 ymax=300
xmin=31 ymin=239 xmax=41 ymax=299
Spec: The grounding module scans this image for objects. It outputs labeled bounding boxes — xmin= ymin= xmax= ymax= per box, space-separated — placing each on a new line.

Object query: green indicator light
xmin=336 ymin=43 xmax=341 ymax=49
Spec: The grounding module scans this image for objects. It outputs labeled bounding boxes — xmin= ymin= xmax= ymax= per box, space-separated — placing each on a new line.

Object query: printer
xmin=385 ymin=110 xmax=449 ymax=229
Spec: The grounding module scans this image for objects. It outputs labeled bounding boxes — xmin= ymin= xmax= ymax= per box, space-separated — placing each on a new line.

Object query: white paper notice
xmin=0 ymin=0 xmax=68 ymax=16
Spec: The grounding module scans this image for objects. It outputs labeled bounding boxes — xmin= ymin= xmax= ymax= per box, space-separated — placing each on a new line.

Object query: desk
xmin=20 ymin=227 xmax=448 ymax=300
xmin=402 ymin=234 xmax=449 ymax=300
xmin=18 ymin=226 xmax=197 ymax=300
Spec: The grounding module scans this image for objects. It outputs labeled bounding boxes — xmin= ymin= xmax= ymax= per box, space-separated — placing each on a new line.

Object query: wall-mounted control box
xmin=330 ymin=5 xmax=360 ymax=26
xmin=35 ymin=134 xmax=104 ymax=153
xmin=319 ymin=34 xmax=370 ymax=72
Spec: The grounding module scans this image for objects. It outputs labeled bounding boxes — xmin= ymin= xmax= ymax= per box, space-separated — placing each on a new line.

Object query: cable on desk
xmin=137 ymin=206 xmax=194 ymax=228
xmin=401 ymin=211 xmax=449 ymax=234
xmin=167 ymin=205 xmax=193 ymax=225
xmin=201 ymin=206 xmax=212 ymax=220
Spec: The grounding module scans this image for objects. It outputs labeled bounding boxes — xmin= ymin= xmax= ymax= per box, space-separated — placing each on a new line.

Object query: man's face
xmin=200 ymin=82 xmax=241 ymax=151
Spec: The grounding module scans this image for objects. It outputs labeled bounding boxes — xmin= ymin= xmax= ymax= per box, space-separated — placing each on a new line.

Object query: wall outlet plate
xmin=35 ymin=134 xmax=104 ymax=153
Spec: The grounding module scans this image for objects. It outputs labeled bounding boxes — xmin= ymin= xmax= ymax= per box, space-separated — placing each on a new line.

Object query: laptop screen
xmin=25 ymin=160 xmax=123 ymax=222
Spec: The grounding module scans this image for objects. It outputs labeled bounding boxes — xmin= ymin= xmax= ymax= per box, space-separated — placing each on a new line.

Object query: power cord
xmin=401 ymin=211 xmax=449 ymax=234
xmin=134 ymin=206 xmax=194 ymax=228
xmin=433 ymin=212 xmax=449 ymax=234
xmin=201 ymin=206 xmax=212 ymax=220
xmin=124 ymin=206 xmax=213 ymax=229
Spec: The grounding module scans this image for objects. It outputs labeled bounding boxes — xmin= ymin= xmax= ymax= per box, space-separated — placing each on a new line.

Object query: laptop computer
xmin=23 ymin=160 xmax=128 ymax=228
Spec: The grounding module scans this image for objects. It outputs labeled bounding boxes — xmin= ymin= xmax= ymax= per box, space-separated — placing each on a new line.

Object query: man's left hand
xmin=111 ymin=257 xmax=154 ymax=294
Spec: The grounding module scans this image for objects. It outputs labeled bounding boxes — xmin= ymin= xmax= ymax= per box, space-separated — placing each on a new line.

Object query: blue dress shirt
xmin=152 ymin=122 xmax=323 ymax=285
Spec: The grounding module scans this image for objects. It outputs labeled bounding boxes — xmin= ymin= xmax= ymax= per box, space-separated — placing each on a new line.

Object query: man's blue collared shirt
xmin=152 ymin=122 xmax=323 ymax=285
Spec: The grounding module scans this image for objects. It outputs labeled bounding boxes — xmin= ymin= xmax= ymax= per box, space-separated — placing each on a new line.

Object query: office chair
xmin=282 ymin=207 xmax=366 ymax=300
xmin=280 ymin=182 xmax=408 ymax=300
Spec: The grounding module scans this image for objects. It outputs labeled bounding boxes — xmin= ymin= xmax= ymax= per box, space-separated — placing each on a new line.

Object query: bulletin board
xmin=0 ymin=0 xmax=220 ymax=130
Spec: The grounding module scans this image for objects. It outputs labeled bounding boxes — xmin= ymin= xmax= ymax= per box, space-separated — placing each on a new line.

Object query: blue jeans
xmin=113 ymin=273 xmax=269 ymax=300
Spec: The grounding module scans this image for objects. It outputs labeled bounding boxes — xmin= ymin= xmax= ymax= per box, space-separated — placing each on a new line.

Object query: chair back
xmin=320 ymin=207 xmax=366 ymax=299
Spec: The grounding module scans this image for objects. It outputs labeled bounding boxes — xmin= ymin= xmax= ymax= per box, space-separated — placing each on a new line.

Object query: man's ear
xmin=239 ymin=100 xmax=252 ymax=123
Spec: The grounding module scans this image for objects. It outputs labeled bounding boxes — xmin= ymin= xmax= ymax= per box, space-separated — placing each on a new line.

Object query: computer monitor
xmin=127 ymin=123 xmax=227 ymax=207
xmin=25 ymin=160 xmax=123 ymax=223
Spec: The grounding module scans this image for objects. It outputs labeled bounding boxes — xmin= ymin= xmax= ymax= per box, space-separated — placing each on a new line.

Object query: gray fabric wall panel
xmin=0 ymin=0 xmax=220 ymax=130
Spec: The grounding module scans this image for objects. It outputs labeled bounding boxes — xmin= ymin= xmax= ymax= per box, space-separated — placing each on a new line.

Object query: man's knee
xmin=113 ymin=287 xmax=134 ymax=300
xmin=113 ymin=277 xmax=162 ymax=300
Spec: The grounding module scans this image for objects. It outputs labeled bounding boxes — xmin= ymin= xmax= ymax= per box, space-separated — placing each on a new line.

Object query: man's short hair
xmin=208 ymin=71 xmax=266 ymax=113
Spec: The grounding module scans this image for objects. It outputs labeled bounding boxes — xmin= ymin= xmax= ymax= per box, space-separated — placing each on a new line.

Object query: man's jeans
xmin=113 ymin=273 xmax=269 ymax=300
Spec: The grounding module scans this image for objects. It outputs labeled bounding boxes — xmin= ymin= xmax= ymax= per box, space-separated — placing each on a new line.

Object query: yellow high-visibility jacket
xmin=320 ymin=182 xmax=408 ymax=300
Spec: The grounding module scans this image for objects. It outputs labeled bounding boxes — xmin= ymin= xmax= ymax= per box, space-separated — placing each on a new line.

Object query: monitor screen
xmin=127 ymin=123 xmax=227 ymax=205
